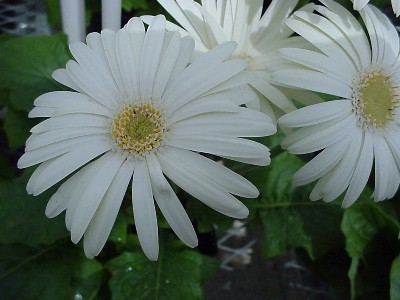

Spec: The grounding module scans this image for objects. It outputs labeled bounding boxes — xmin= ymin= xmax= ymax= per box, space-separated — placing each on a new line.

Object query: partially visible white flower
xmin=142 ymin=0 xmax=321 ymax=122
xmin=353 ymin=0 xmax=400 ymax=17
xmin=272 ymin=1 xmax=400 ymax=207
xmin=18 ymin=15 xmax=275 ymax=260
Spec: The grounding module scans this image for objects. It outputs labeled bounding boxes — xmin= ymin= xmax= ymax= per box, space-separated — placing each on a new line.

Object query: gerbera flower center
xmin=111 ymin=103 xmax=165 ymax=157
xmin=352 ymin=70 xmax=399 ymax=128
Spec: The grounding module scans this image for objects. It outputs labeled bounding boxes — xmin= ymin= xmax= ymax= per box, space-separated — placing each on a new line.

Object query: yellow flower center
xmin=111 ymin=103 xmax=165 ymax=157
xmin=352 ymin=70 xmax=399 ymax=129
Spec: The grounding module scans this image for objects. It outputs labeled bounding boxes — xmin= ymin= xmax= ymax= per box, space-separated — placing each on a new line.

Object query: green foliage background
xmin=0 ymin=0 xmax=399 ymax=299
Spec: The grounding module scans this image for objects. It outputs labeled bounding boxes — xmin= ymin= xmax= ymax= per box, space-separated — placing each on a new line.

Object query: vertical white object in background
xmin=102 ymin=0 xmax=121 ymax=31
xmin=60 ymin=0 xmax=85 ymax=43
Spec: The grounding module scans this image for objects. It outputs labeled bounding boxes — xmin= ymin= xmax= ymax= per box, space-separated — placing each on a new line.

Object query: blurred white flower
xmin=142 ymin=0 xmax=321 ymax=121
xmin=18 ymin=15 xmax=275 ymax=260
xmin=353 ymin=0 xmax=400 ymax=17
xmin=272 ymin=1 xmax=400 ymax=207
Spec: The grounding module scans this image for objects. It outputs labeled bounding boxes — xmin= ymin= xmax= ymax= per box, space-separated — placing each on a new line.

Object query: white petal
xmin=19 ymin=135 xmax=105 ymax=168
xmin=278 ymin=100 xmax=352 ymax=128
xmin=321 ymin=127 xmax=363 ymax=201
xmin=100 ymin=30 xmax=127 ymax=99
xmin=203 ymin=71 xmax=257 ymax=96
xmin=86 ymin=32 xmax=109 ymax=68
xmin=317 ymin=0 xmax=371 ymax=68
xmin=353 ymin=0 xmax=369 ymax=10
xmin=67 ymin=42 xmax=121 ymax=103
xmin=167 ymin=147 xmax=259 ymax=198
xmin=30 ymin=113 xmax=108 ymax=133
xmin=132 ymin=160 xmax=159 ymax=261
xmin=163 ymin=41 xmax=238 ymax=99
xmin=284 ymin=114 xmax=355 ymax=155
xmin=271 ymin=69 xmax=352 ymax=99
xmin=309 ymin=170 xmax=334 ymax=202
xmin=32 ymin=91 xmax=112 ymax=118
xmin=167 ymin=35 xmax=195 ymax=83
xmin=28 ymin=107 xmax=56 ymax=118
xmin=256 ymin=0 xmax=298 ymax=42
xmin=393 ymin=0 xmax=400 ymax=17
xmin=293 ymin=138 xmax=349 ymax=186
xmin=169 ymin=91 xmax=241 ymax=124
xmin=159 ymin=148 xmax=249 ymax=218
xmin=196 ymin=3 xmax=228 ymax=46
xmin=119 ymin=18 xmax=145 ymax=99
xmin=45 ymin=167 xmax=85 ymax=218
xmin=165 ymin=58 xmax=246 ymax=113
xmin=52 ymin=68 xmax=84 ymax=93
xmin=34 ymin=91 xmax=89 ymax=107
xmin=140 ymin=15 xmax=166 ymax=98
xmin=295 ymin=10 xmax=362 ymax=69
xmin=70 ymin=153 xmax=125 ymax=244
xmin=287 ymin=11 xmax=358 ymax=73
xmin=65 ymin=160 xmax=104 ymax=231
xmin=342 ymin=132 xmax=374 ymax=208
xmin=147 ymin=154 xmax=197 ymax=248
xmin=83 ymin=159 xmax=134 ymax=258
xmin=26 ymin=139 xmax=111 ymax=195
xmin=278 ymin=48 xmax=354 ymax=85
xmin=373 ymin=135 xmax=395 ymax=201
xmin=156 ymin=0 xmax=203 ymax=42
xmin=153 ymin=31 xmax=181 ymax=98
xmin=386 ymin=133 xmax=400 ymax=167
xmin=173 ymin=107 xmax=276 ymax=137
xmin=220 ymin=155 xmax=270 ymax=166
xmin=176 ymin=0 xmax=214 ymax=47
xmin=54 ymin=102 xmax=112 ymax=117
xmin=66 ymin=60 xmax=118 ymax=109
xmin=361 ymin=5 xmax=399 ymax=66
xmin=25 ymin=127 xmax=108 ymax=151
xmin=169 ymin=134 xmax=269 ymax=159
xmin=250 ymin=78 xmax=297 ymax=112
xmin=279 ymin=86 xmax=323 ymax=107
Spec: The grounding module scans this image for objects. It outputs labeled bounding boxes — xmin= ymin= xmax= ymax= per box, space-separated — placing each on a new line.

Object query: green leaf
xmin=252 ymin=152 xmax=344 ymax=259
xmin=44 ymin=0 xmax=62 ymax=29
xmin=109 ymin=210 xmax=131 ymax=245
xmin=122 ymin=0 xmax=148 ymax=11
xmin=0 ymin=155 xmax=15 ymax=180
xmin=0 ymin=171 xmax=69 ymax=246
xmin=0 ymin=33 xmax=71 ymax=112
xmin=342 ymin=202 xmax=400 ymax=299
xmin=0 ymin=244 xmax=104 ymax=300
xmin=0 ymin=88 xmax=10 ymax=106
xmin=107 ymin=245 xmax=216 ymax=300
xmin=342 ymin=202 xmax=399 ymax=258
xmin=186 ymin=196 xmax=233 ymax=233
xmin=199 ymin=254 xmax=219 ymax=285
xmin=391 ymin=255 xmax=400 ymax=300
xmin=3 ymin=108 xmax=36 ymax=149
xmin=0 ymin=33 xmax=17 ymax=43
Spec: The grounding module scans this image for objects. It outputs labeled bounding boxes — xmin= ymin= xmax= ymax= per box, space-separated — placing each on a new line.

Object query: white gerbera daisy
xmin=18 ymin=15 xmax=275 ymax=260
xmin=353 ymin=0 xmax=400 ymax=17
xmin=272 ymin=1 xmax=400 ymax=207
xmin=142 ymin=0 xmax=321 ymax=121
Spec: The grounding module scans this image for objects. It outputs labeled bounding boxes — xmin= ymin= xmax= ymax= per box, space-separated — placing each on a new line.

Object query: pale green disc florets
xmin=352 ymin=69 xmax=399 ymax=129
xmin=111 ymin=103 xmax=165 ymax=158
